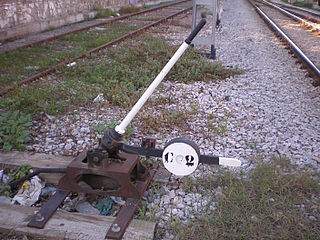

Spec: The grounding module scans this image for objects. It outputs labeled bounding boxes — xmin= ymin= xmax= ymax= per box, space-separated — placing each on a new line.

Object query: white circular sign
xmin=162 ymin=139 xmax=199 ymax=176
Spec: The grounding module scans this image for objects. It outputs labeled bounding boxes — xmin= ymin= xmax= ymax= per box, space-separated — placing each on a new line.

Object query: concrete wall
xmin=0 ymin=0 xmax=144 ymax=41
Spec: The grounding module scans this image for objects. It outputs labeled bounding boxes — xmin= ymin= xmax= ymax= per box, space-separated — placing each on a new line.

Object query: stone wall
xmin=0 ymin=0 xmax=148 ymax=41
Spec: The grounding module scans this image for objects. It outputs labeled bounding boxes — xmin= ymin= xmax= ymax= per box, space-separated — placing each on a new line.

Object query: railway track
xmin=248 ymin=0 xmax=320 ymax=84
xmin=0 ymin=0 xmax=190 ymax=54
xmin=262 ymin=0 xmax=320 ymax=31
xmin=270 ymin=0 xmax=320 ymax=24
xmin=0 ymin=0 xmax=192 ymax=96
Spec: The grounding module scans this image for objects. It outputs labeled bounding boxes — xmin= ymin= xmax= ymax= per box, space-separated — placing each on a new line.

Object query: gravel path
xmin=215 ymin=0 xmax=320 ymax=170
xmin=24 ymin=0 xmax=320 ymax=238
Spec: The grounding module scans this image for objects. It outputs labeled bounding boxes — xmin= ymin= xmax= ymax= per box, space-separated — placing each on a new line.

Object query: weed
xmin=206 ymin=112 xmax=229 ymax=136
xmin=125 ymin=125 xmax=134 ymax=138
xmin=148 ymin=95 xmax=173 ymax=106
xmin=281 ymin=0 xmax=313 ymax=8
xmin=137 ymin=109 xmax=191 ymax=134
xmin=0 ymin=23 xmax=139 ymax=87
xmin=94 ymin=118 xmax=134 ymax=138
xmin=8 ymin=164 xmax=32 ymax=182
xmin=0 ymin=184 xmax=10 ymax=197
xmin=149 ymin=182 xmax=163 ymax=195
xmin=0 ymin=111 xmax=31 ymax=151
xmin=137 ymin=205 xmax=148 ymax=220
xmin=119 ymin=5 xmax=140 ymax=14
xmin=94 ymin=120 xmax=108 ymax=135
xmin=1 ymin=35 xmax=241 ymax=116
xmin=44 ymin=26 xmax=56 ymax=32
xmin=0 ymin=42 xmax=85 ymax=87
xmin=293 ymin=2 xmax=313 ymax=9
xmin=181 ymin=176 xmax=195 ymax=193
xmin=171 ymin=159 xmax=320 ymax=239
xmin=246 ymin=140 xmax=258 ymax=150
xmin=137 ymin=204 xmax=156 ymax=222
xmin=0 ymin=164 xmax=32 ymax=197
xmin=95 ymin=8 xmax=118 ymax=18
xmin=108 ymin=119 xmax=118 ymax=129
xmin=108 ymin=119 xmax=134 ymax=138
xmin=272 ymin=155 xmax=292 ymax=171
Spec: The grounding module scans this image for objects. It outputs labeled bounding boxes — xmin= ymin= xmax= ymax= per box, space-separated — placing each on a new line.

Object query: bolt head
xmin=111 ymin=223 xmax=121 ymax=233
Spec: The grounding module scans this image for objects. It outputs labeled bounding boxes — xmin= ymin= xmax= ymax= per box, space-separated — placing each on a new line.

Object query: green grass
xmin=0 ymin=43 xmax=80 ymax=86
xmin=169 ymin=158 xmax=320 ymax=239
xmin=206 ymin=112 xmax=230 ymax=136
xmin=95 ymin=8 xmax=118 ymax=18
xmin=0 ymin=35 xmax=240 ymax=116
xmin=137 ymin=109 xmax=193 ymax=134
xmin=0 ymin=111 xmax=31 ymax=151
xmin=119 ymin=5 xmax=140 ymax=15
xmin=59 ymin=22 xmax=139 ymax=51
xmin=281 ymin=0 xmax=314 ymax=9
xmin=0 ymin=23 xmax=140 ymax=88
xmin=292 ymin=2 xmax=313 ymax=9
xmin=0 ymin=164 xmax=32 ymax=197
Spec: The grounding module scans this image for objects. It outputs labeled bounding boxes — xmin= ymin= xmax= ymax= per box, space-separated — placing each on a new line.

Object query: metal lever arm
xmin=185 ymin=18 xmax=206 ymax=44
xmin=114 ymin=19 xmax=206 ymax=135
xmin=122 ymin=143 xmax=240 ymax=167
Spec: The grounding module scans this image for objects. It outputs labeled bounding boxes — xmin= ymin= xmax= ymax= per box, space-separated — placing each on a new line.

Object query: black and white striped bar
xmin=199 ymin=155 xmax=241 ymax=167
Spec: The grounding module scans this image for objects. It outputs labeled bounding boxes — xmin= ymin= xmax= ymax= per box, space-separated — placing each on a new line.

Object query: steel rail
xmin=262 ymin=0 xmax=320 ymax=31
xmin=248 ymin=0 xmax=320 ymax=82
xmin=269 ymin=0 xmax=320 ymax=19
xmin=0 ymin=0 xmax=191 ymax=53
xmin=0 ymin=6 xmax=192 ymax=96
xmin=280 ymin=8 xmax=320 ymax=24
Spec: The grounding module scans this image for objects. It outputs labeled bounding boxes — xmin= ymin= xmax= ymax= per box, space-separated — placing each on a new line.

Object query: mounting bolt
xmin=93 ymin=157 xmax=100 ymax=164
xmin=35 ymin=212 xmax=44 ymax=222
xmin=111 ymin=223 xmax=121 ymax=233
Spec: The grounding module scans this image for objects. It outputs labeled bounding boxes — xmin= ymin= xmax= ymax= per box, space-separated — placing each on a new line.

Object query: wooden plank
xmin=0 ymin=203 xmax=155 ymax=240
xmin=0 ymin=151 xmax=73 ymax=168
xmin=0 ymin=151 xmax=73 ymax=185
xmin=0 ymin=151 xmax=170 ymax=185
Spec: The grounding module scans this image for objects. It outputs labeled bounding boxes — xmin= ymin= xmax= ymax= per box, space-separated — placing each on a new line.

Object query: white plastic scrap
xmin=0 ymin=170 xmax=9 ymax=183
xmin=67 ymin=62 xmax=76 ymax=67
xmin=12 ymin=175 xmax=43 ymax=206
xmin=95 ymin=27 xmax=106 ymax=31
xmin=93 ymin=93 xmax=104 ymax=103
xmin=110 ymin=196 xmax=126 ymax=205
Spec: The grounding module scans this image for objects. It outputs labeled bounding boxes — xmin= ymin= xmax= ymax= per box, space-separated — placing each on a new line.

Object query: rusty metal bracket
xmin=28 ymin=189 xmax=70 ymax=228
xmin=106 ymin=165 xmax=156 ymax=239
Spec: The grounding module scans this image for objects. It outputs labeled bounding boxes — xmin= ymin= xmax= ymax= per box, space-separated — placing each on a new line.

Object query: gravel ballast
xmin=23 ymin=0 xmax=320 ymax=238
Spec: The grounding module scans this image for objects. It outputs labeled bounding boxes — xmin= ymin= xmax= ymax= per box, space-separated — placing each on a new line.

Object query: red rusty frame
xmin=27 ymin=150 xmax=156 ymax=240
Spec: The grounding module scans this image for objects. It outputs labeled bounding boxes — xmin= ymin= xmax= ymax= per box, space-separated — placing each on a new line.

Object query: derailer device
xmin=21 ymin=19 xmax=240 ymax=240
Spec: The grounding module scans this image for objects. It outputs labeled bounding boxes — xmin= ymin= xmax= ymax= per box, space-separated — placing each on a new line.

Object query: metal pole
xmin=192 ymin=0 xmax=197 ymax=30
xmin=115 ymin=19 xmax=207 ymax=134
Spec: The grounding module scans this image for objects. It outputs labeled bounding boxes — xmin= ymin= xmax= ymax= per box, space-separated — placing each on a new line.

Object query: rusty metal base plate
xmin=28 ymin=190 xmax=69 ymax=228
